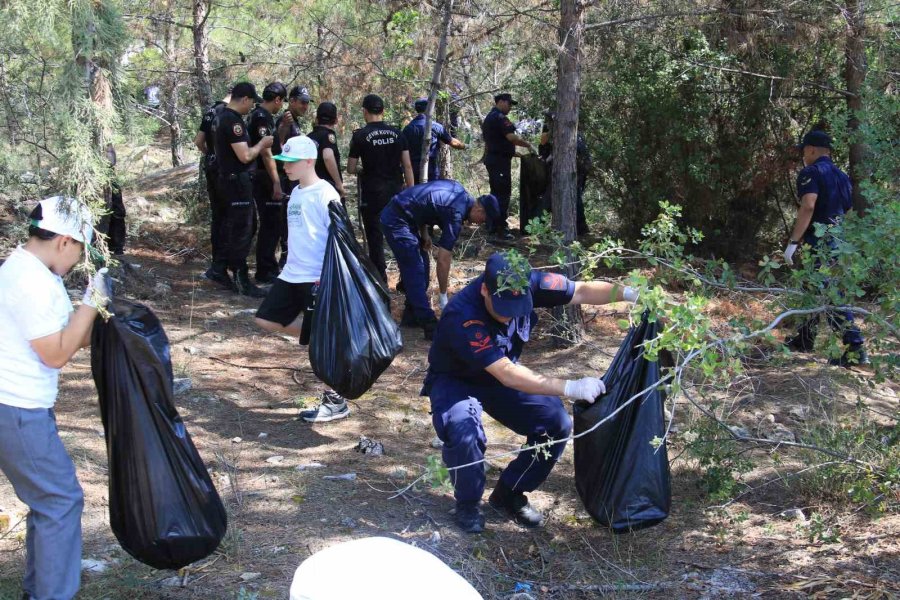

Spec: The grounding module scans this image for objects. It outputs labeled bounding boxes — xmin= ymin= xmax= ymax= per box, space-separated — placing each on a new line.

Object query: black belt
xmin=220 ymin=171 xmax=251 ymax=181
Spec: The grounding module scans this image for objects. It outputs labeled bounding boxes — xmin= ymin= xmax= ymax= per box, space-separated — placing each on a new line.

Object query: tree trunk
xmin=192 ymin=0 xmax=212 ymax=109
xmin=164 ymin=0 xmax=183 ymax=167
xmin=550 ymin=0 xmax=585 ymax=345
xmin=844 ymin=0 xmax=867 ymax=213
xmin=419 ymin=0 xmax=453 ymax=182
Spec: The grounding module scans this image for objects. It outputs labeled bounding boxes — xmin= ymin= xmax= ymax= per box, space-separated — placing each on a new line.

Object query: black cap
xmin=289 ymin=86 xmax=311 ymax=102
xmin=494 ymin=93 xmax=518 ymax=106
xmin=316 ymin=101 xmax=338 ymax=124
xmin=262 ymin=81 xmax=287 ymax=101
xmin=796 ymin=130 xmax=833 ymax=150
xmin=413 ymin=98 xmax=429 ymax=113
xmin=231 ymin=82 xmax=262 ymax=102
xmin=362 ymin=94 xmax=385 ymax=113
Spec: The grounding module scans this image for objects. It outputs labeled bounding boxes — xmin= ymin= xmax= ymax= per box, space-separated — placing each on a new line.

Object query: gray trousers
xmin=0 ymin=404 xmax=84 ymax=600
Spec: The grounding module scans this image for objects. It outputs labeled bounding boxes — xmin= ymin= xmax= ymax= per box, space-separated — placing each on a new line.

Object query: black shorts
xmin=255 ymin=279 xmax=318 ymax=344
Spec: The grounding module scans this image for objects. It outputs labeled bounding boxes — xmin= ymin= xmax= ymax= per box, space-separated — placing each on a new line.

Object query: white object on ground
xmin=289 ymin=536 xmax=482 ymax=600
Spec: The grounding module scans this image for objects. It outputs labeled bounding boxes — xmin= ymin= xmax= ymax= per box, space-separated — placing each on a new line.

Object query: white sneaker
xmin=300 ymin=392 xmax=350 ymax=423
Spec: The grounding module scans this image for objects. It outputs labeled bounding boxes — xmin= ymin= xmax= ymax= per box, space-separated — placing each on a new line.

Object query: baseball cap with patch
xmin=231 ymin=82 xmax=262 ymax=102
xmin=289 ymin=86 xmax=311 ymax=102
xmin=476 ymin=194 xmax=501 ymax=230
xmin=31 ymin=196 xmax=95 ymax=245
xmin=273 ymin=135 xmax=318 ymax=162
xmin=483 ymin=252 xmax=533 ymax=319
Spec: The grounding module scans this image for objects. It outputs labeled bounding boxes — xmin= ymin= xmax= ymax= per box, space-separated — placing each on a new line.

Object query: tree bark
xmin=419 ymin=0 xmax=453 ymax=182
xmin=164 ymin=0 xmax=183 ymax=167
xmin=192 ymin=0 xmax=212 ymax=109
xmin=550 ymin=0 xmax=585 ymax=345
xmin=844 ymin=0 xmax=867 ymax=213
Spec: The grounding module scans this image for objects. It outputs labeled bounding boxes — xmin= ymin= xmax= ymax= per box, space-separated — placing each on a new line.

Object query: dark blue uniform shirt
xmin=386 ymin=180 xmax=475 ymax=251
xmin=422 ymin=270 xmax=576 ymax=394
xmin=796 ymin=156 xmax=853 ymax=244
xmin=481 ymin=107 xmax=516 ymax=158
xmin=403 ymin=114 xmax=453 ymax=166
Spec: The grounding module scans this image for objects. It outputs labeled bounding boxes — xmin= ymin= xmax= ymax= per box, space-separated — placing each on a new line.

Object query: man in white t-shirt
xmin=0 ymin=196 xmax=110 ymax=600
xmin=255 ymin=136 xmax=350 ymax=423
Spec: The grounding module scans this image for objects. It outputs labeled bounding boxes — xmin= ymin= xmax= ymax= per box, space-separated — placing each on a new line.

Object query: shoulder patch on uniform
xmin=328 ymin=133 xmax=336 ymax=144
xmin=799 ymin=177 xmax=812 ymax=186
xmin=468 ymin=335 xmax=493 ymax=354
xmin=539 ymin=273 xmax=566 ymax=291
xmin=463 ymin=319 xmax=485 ymax=328
xmin=259 ymin=126 xmax=268 ymax=137
xmin=233 ymin=123 xmax=243 ymax=136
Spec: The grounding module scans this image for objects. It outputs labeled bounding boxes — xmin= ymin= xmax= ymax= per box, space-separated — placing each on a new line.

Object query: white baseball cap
xmin=31 ymin=196 xmax=95 ymax=245
xmin=273 ymin=135 xmax=318 ymax=162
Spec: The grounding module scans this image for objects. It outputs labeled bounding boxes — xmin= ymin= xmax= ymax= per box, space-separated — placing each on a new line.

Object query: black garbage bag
xmin=519 ymin=154 xmax=550 ymax=235
xmin=573 ymin=314 xmax=672 ymax=533
xmin=91 ymin=299 xmax=227 ymax=569
xmin=309 ymin=202 xmax=403 ymax=399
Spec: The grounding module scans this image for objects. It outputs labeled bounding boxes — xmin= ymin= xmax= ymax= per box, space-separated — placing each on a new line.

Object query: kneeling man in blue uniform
xmin=421 ymin=252 xmax=638 ymax=533
xmin=381 ymin=180 xmax=501 ymax=340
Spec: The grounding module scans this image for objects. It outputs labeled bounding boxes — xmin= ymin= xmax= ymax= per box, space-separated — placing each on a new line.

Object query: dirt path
xmin=0 ymin=169 xmax=897 ymax=600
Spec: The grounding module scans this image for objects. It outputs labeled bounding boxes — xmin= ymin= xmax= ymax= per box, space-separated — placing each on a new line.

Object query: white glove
xmin=783 ymin=241 xmax=799 ymax=266
xmin=623 ymin=286 xmax=638 ymax=303
xmin=83 ymin=268 xmax=110 ymax=309
xmin=439 ymin=292 xmax=449 ymax=310
xmin=564 ymin=377 xmax=606 ymax=403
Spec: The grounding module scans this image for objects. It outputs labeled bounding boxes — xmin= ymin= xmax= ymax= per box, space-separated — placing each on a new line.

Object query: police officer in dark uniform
xmin=538 ymin=111 xmax=592 ymax=236
xmin=380 ymin=181 xmax=500 ymax=339
xmin=403 ymin=98 xmax=466 ymax=184
xmin=100 ymin=143 xmax=127 ymax=255
xmin=783 ymin=130 xmax=868 ymax=366
xmin=195 ymin=96 xmax=230 ymax=287
xmin=214 ymin=82 xmax=274 ymax=297
xmin=481 ymin=93 xmax=536 ymax=240
xmin=274 ymin=86 xmax=312 ymax=267
xmin=421 ymin=252 xmax=637 ymax=532
xmin=248 ymin=82 xmax=287 ymax=284
xmin=347 ymin=94 xmax=415 ymax=282
xmin=307 ymin=101 xmax=346 ymax=201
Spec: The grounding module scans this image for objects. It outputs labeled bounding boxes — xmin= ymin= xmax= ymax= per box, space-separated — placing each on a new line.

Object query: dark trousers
xmin=381 ymin=211 xmax=434 ymax=323
xmin=484 ymin=155 xmax=512 ymax=232
xmin=411 ymin=161 xmax=440 ymax=186
xmin=99 ymin=182 xmax=126 ymax=253
xmin=576 ymin=173 xmax=588 ymax=236
xmin=359 ymin=180 xmax=401 ymax=283
xmin=429 ymin=375 xmax=572 ymax=508
xmin=206 ymin=167 xmax=228 ymax=267
xmin=217 ymin=172 xmax=256 ymax=271
xmin=253 ymin=173 xmax=285 ymax=278
xmin=793 ymin=237 xmax=865 ymax=348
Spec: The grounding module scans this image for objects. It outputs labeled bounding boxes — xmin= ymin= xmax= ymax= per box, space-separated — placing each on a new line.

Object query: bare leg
xmin=255 ymin=316 xmax=303 ymax=338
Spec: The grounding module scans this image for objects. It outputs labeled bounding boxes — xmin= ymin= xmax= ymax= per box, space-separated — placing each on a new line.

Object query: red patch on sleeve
xmin=463 ymin=319 xmax=485 ymax=328
xmin=540 ymin=273 xmax=566 ymax=291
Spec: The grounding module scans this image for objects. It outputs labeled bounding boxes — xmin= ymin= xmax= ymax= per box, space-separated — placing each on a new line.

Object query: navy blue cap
xmin=797 ymin=130 xmax=832 ymax=149
xmin=289 ymin=86 xmax=311 ymax=101
xmin=362 ymin=94 xmax=384 ymax=113
xmin=414 ymin=98 xmax=429 ymax=112
xmin=476 ymin=194 xmax=501 ymax=230
xmin=494 ymin=93 xmax=518 ymax=106
xmin=484 ymin=252 xmax=533 ymax=319
xmin=262 ymin=81 xmax=287 ymax=101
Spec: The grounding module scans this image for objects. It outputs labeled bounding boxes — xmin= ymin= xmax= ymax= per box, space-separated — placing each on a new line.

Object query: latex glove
xmin=439 ymin=292 xmax=449 ymax=310
xmin=83 ymin=268 xmax=110 ymax=309
xmin=623 ymin=286 xmax=639 ymax=303
xmin=783 ymin=241 xmax=799 ymax=266
xmin=564 ymin=377 xmax=606 ymax=403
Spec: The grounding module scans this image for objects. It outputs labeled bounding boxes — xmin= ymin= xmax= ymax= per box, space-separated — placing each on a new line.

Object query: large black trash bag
xmin=573 ymin=313 xmax=673 ymax=533
xmin=309 ymin=202 xmax=403 ymax=399
xmin=91 ymin=299 xmax=227 ymax=569
xmin=519 ymin=154 xmax=550 ymax=235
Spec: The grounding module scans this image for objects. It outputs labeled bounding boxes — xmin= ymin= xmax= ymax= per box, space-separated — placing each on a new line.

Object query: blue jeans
xmin=428 ymin=376 xmax=572 ymax=508
xmin=0 ymin=404 xmax=84 ymax=600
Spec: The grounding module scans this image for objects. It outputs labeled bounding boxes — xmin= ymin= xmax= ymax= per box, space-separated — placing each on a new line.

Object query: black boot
xmin=234 ymin=267 xmax=267 ymax=298
xmin=488 ymin=480 xmax=544 ymax=528
xmin=400 ymin=304 xmax=419 ymax=327
xmin=454 ymin=503 xmax=485 ymax=534
xmin=204 ymin=264 xmax=237 ymax=292
xmin=423 ymin=317 xmax=438 ymax=341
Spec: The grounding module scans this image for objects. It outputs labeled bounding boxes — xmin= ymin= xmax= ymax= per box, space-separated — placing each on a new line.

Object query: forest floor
xmin=0 ymin=155 xmax=898 ymax=600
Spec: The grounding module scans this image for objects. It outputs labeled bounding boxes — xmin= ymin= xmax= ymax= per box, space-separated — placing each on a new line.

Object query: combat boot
xmin=204 ymin=264 xmax=237 ymax=292
xmin=488 ymin=480 xmax=544 ymax=528
xmin=453 ymin=503 xmax=485 ymax=534
xmin=234 ymin=267 xmax=267 ymax=298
